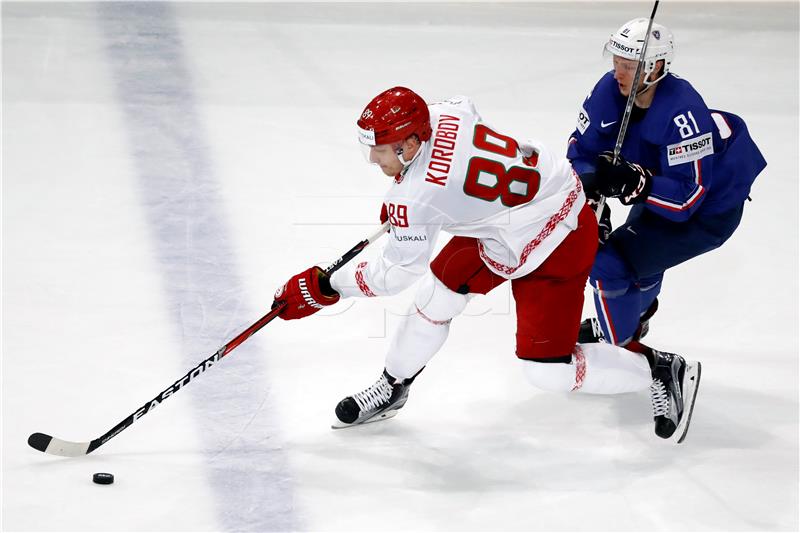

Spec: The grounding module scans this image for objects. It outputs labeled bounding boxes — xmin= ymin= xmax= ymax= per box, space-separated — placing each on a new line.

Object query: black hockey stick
xmin=28 ymin=222 xmax=390 ymax=457
xmin=595 ymin=0 xmax=660 ymax=219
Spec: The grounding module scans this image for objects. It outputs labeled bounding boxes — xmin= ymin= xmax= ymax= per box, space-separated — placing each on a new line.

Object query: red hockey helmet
xmin=357 ymin=87 xmax=432 ymax=147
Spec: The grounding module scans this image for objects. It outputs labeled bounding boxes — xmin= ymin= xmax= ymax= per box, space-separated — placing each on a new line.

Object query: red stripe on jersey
xmin=478 ymin=177 xmax=582 ymax=276
xmin=646 ymin=186 xmax=705 ymax=212
xmin=646 ymin=158 xmax=705 ymax=212
xmin=355 ymin=261 xmax=377 ymax=297
xmin=695 ymin=159 xmax=703 ymax=185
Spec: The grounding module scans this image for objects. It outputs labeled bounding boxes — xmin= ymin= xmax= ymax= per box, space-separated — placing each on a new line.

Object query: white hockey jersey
xmin=331 ymin=96 xmax=585 ymax=298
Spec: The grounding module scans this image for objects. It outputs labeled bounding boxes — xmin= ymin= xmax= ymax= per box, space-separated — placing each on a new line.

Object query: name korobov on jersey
xmin=331 ymin=96 xmax=585 ymax=298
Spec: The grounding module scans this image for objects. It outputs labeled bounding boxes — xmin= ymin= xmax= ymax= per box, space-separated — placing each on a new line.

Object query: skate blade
xmin=331 ymin=408 xmax=400 ymax=430
xmin=675 ymin=361 xmax=702 ymax=444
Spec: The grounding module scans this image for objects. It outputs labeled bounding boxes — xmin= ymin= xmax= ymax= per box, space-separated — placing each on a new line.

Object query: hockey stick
xmin=595 ymin=0 xmax=661 ymax=219
xmin=28 ymin=222 xmax=390 ymax=457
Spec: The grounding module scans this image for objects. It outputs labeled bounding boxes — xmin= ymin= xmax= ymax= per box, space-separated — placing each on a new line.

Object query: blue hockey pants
xmin=590 ymin=203 xmax=745 ymax=345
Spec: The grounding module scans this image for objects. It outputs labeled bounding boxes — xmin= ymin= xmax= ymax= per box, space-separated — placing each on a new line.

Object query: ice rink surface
xmin=2 ymin=1 xmax=798 ymax=531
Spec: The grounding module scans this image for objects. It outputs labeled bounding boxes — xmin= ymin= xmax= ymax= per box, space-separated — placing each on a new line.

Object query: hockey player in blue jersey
xmin=568 ymin=18 xmax=766 ymax=439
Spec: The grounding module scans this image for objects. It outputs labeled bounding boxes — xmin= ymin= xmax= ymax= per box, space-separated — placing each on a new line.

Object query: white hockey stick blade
xmin=331 ymin=408 xmax=401 ymax=430
xmin=675 ymin=361 xmax=702 ymax=444
xmin=28 ymin=433 xmax=91 ymax=457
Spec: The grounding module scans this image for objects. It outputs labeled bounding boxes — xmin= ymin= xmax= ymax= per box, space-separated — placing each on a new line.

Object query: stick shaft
xmin=32 ymin=223 xmax=389 ymax=456
xmin=612 ymin=0 xmax=660 ymax=163
xmin=595 ymin=0 xmax=660 ymax=220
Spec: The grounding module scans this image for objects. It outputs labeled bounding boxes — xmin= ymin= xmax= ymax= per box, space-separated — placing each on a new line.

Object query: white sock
xmin=385 ymin=309 xmax=451 ymax=380
xmin=385 ymin=273 xmax=468 ymax=380
xmin=521 ymin=343 xmax=652 ymax=394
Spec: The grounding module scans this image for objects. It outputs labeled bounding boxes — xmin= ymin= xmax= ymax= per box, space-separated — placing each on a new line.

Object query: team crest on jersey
xmin=666 ymin=132 xmax=714 ymax=166
xmin=652 ymin=30 xmax=661 ymax=39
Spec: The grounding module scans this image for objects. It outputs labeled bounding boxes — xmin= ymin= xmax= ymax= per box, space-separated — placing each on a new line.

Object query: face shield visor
xmin=357 ymin=126 xmax=420 ymax=168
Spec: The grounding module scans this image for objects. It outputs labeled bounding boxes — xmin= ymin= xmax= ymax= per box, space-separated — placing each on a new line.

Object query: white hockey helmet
xmin=605 ymin=18 xmax=674 ymax=85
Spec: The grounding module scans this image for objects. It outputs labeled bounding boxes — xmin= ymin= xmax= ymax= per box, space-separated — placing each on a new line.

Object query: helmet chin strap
xmin=396 ymin=141 xmax=426 ymax=168
xmin=635 ymin=65 xmax=665 ymax=100
xmin=641 ymin=60 xmax=668 ymax=87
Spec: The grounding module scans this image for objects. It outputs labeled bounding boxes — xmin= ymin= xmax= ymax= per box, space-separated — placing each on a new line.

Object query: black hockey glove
xmin=595 ymin=151 xmax=653 ymax=205
xmin=578 ymin=171 xmax=602 ymax=201
xmin=597 ymin=202 xmax=612 ymax=244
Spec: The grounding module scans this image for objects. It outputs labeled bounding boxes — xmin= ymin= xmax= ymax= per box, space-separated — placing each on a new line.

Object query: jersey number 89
xmin=464 ymin=124 xmax=541 ymax=207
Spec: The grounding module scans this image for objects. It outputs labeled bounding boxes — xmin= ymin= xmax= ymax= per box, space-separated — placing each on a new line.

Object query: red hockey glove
xmin=273 ymin=266 xmax=340 ymax=320
xmin=596 ymin=151 xmax=653 ymax=205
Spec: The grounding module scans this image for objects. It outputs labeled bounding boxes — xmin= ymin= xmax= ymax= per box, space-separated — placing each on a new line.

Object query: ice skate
xmin=578 ymin=316 xmax=605 ymax=343
xmin=578 ymin=298 xmax=659 ymax=344
xmin=632 ymin=298 xmax=659 ymax=342
xmin=332 ymin=369 xmax=415 ymax=429
xmin=649 ymin=349 xmax=701 ymax=443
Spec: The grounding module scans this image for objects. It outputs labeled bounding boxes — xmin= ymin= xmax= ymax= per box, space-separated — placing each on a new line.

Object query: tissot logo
xmin=666 ymin=132 xmax=714 ymax=166
xmin=576 ymin=105 xmax=590 ymax=134
xmin=610 ymin=40 xmax=636 ymax=54
xmin=668 ymin=137 xmax=711 ymax=155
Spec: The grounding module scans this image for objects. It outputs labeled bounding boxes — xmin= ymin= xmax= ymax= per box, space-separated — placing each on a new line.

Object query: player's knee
xmin=517 ymin=334 xmax=577 ymax=360
xmin=590 ymin=246 xmax=634 ymax=285
xmin=413 ymin=273 xmax=469 ymax=323
xmin=520 ymin=358 xmax=576 ymax=393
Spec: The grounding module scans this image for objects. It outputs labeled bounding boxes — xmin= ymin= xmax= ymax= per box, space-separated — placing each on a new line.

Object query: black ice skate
xmin=649 ymin=349 xmax=701 ymax=443
xmin=633 ymin=298 xmax=659 ymax=342
xmin=332 ymin=369 xmax=416 ymax=429
xmin=577 ymin=298 xmax=659 ymax=344
xmin=577 ymin=316 xmax=605 ymax=343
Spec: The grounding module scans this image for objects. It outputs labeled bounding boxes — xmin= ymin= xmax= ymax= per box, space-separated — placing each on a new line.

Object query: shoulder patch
xmin=576 ymin=105 xmax=590 ymax=135
xmin=666 ymin=132 xmax=714 ymax=166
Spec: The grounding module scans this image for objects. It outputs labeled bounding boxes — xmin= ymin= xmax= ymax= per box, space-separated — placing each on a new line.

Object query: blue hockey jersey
xmin=567 ymin=72 xmax=766 ymax=222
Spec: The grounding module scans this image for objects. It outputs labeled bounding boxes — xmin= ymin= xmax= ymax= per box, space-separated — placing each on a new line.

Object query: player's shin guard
xmin=521 ymin=343 xmax=651 ymax=394
xmin=385 ymin=273 xmax=469 ymax=380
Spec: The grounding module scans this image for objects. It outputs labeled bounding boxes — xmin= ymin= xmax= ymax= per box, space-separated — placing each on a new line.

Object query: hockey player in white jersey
xmin=273 ymin=87 xmax=699 ymax=442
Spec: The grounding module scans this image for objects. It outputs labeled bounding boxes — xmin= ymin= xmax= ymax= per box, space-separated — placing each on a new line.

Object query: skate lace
xmin=650 ymin=379 xmax=669 ymax=417
xmin=353 ymin=375 xmax=394 ymax=412
xmin=591 ymin=318 xmax=604 ymax=340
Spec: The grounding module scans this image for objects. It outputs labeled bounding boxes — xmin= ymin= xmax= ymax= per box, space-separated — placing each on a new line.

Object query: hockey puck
xmin=92 ymin=473 xmax=114 ymax=485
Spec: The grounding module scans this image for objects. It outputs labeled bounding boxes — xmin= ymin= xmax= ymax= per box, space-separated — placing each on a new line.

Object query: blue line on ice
xmin=97 ymin=3 xmax=297 ymax=530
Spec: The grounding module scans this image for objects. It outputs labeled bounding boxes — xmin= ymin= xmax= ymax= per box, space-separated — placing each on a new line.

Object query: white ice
xmin=3 ymin=2 xmax=798 ymax=531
